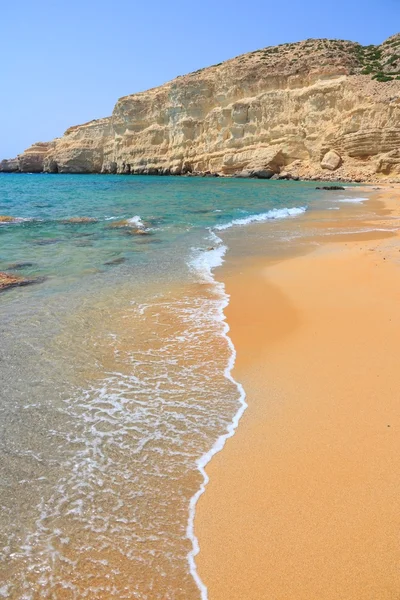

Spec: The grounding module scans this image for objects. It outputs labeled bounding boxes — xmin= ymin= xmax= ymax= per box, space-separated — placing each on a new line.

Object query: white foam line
xmin=187 ymin=203 xmax=309 ymax=595
xmin=126 ymin=215 xmax=145 ymax=229
xmin=214 ymin=206 xmax=307 ymax=230
xmin=186 ymin=232 xmax=247 ymax=600
xmin=0 ymin=217 xmax=35 ymax=225
xmin=321 ymin=226 xmax=398 ymax=236
xmin=336 ymin=197 xmax=367 ymax=203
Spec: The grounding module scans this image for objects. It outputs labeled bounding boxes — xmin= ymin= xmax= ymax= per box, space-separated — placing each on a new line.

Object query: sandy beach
xmin=196 ymin=189 xmax=400 ymax=599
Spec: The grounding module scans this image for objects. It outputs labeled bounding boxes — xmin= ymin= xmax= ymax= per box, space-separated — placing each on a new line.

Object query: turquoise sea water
xmin=0 ymin=174 xmax=371 ymax=599
xmin=0 ymin=174 xmax=318 ymax=285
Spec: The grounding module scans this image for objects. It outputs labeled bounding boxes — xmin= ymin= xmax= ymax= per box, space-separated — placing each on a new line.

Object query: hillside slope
xmin=2 ymin=33 xmax=400 ymax=181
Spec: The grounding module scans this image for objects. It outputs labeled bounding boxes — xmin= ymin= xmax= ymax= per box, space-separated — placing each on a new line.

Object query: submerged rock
xmin=133 ymin=237 xmax=162 ymax=243
xmin=74 ymin=240 xmax=93 ymax=247
xmin=0 ymin=272 xmax=46 ymax=292
xmin=123 ymin=229 xmax=152 ymax=236
xmin=61 ymin=217 xmax=98 ymax=224
xmin=104 ymin=257 xmax=126 ymax=265
xmin=0 ymin=272 xmax=22 ymax=290
xmin=107 ymin=220 xmax=127 ymax=229
xmin=32 ymin=238 xmax=62 ymax=245
xmin=107 ymin=219 xmax=148 ymax=230
xmin=0 ymin=216 xmax=33 ymax=225
xmin=6 ymin=262 xmax=35 ymax=270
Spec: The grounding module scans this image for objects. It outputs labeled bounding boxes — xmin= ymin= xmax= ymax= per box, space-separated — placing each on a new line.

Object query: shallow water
xmin=0 ymin=174 xmax=376 ymax=599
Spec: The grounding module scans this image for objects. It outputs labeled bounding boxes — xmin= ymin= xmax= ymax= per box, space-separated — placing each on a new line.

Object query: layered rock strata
xmin=2 ymin=33 xmax=400 ymax=181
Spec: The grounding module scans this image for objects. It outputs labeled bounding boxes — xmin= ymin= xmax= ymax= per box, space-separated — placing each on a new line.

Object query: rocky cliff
xmin=2 ymin=33 xmax=400 ymax=181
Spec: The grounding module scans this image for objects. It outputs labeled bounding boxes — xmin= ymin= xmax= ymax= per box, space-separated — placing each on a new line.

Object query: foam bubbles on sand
xmin=336 ymin=197 xmax=367 ymax=203
xmin=3 ymin=259 xmax=243 ymax=599
xmin=187 ymin=235 xmax=247 ymax=599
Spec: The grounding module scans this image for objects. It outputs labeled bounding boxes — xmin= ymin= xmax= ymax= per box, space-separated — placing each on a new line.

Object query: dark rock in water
xmin=32 ymin=238 xmax=62 ymax=245
xmin=0 ymin=272 xmax=46 ymax=292
xmin=73 ymin=232 xmax=98 ymax=238
xmin=104 ymin=257 xmax=126 ymax=266
xmin=28 ymin=276 xmax=47 ymax=285
xmin=315 ymin=185 xmax=345 ymax=190
xmin=6 ymin=262 xmax=35 ymax=270
xmin=75 ymin=240 xmax=93 ymax=247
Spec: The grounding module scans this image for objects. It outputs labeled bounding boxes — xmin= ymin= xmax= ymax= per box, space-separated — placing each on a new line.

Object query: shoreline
xmin=1 ymin=171 xmax=400 ymax=184
xmin=187 ymin=238 xmax=247 ymax=600
xmin=195 ymin=188 xmax=400 ymax=599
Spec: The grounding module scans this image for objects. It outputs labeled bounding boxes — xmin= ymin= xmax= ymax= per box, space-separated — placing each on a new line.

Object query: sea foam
xmin=189 ymin=235 xmax=227 ymax=284
xmin=337 ymin=197 xmax=367 ymax=203
xmin=126 ymin=215 xmax=146 ymax=228
xmin=215 ymin=206 xmax=307 ymax=230
xmin=187 ymin=233 xmax=247 ymax=599
xmin=186 ymin=204 xmax=307 ymax=596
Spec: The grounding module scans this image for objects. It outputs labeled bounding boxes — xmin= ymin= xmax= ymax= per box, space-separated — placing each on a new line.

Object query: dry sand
xmin=195 ymin=190 xmax=400 ymax=599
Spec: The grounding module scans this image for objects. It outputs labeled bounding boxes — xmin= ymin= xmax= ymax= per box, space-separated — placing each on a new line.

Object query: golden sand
xmin=195 ymin=190 xmax=400 ymax=599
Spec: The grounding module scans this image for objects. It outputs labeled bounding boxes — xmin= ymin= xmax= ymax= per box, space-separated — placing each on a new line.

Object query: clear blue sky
xmin=1 ymin=0 xmax=399 ymax=158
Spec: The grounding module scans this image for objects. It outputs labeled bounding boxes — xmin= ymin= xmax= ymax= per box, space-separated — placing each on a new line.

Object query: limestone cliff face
xmin=2 ymin=34 xmax=400 ymax=181
xmin=0 ymin=158 xmax=19 ymax=172
xmin=43 ymin=119 xmax=112 ymax=173
xmin=19 ymin=141 xmax=57 ymax=172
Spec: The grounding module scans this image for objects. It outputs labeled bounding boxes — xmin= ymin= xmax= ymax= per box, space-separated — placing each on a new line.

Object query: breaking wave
xmin=214 ymin=206 xmax=307 ymax=230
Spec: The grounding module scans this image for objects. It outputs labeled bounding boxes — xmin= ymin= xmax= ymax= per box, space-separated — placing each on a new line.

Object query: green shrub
xmin=372 ymin=73 xmax=393 ymax=82
xmin=386 ymin=54 xmax=399 ymax=65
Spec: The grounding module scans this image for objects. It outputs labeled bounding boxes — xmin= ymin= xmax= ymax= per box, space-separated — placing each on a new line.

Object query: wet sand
xmin=195 ymin=190 xmax=400 ymax=599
